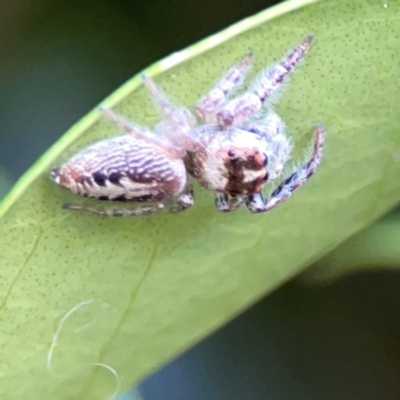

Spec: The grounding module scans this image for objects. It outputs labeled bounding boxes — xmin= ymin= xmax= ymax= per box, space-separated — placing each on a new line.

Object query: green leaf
xmin=1 ymin=0 xmax=400 ymax=398
xmin=299 ymin=211 xmax=400 ymax=285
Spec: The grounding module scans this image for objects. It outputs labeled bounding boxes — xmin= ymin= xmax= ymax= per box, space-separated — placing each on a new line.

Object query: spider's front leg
xmin=214 ymin=193 xmax=244 ymax=212
xmin=217 ymin=36 xmax=313 ymax=128
xmin=245 ymin=124 xmax=324 ymax=213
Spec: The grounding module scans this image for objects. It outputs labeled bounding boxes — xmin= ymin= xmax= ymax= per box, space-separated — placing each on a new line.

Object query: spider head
xmin=186 ymin=126 xmax=272 ymax=195
xmin=217 ymin=145 xmax=269 ymax=195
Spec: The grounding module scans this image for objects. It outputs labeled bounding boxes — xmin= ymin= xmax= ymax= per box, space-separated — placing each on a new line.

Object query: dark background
xmin=1 ymin=1 xmax=400 ymax=399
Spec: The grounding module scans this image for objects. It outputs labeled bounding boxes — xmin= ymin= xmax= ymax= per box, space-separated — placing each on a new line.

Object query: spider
xmin=51 ymin=35 xmax=324 ymax=216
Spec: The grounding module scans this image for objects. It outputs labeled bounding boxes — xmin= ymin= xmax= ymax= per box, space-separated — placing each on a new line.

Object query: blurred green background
xmin=1 ymin=1 xmax=400 ymax=399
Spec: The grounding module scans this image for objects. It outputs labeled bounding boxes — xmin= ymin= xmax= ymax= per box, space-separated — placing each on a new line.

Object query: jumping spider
xmin=51 ymin=36 xmax=324 ymax=216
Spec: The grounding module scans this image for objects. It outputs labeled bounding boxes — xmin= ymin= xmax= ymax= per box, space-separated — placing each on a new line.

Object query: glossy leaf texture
xmin=1 ymin=0 xmax=400 ymax=398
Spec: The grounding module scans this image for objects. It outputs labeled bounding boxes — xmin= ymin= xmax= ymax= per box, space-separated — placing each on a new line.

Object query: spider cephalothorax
xmin=185 ymin=125 xmax=270 ymax=195
xmin=51 ymin=36 xmax=324 ymax=216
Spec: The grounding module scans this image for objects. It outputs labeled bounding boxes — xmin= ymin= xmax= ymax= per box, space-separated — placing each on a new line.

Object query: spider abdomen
xmin=51 ymin=135 xmax=187 ymax=202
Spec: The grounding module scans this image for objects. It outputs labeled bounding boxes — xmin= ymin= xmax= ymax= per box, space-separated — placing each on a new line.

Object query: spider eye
xmin=263 ymin=154 xmax=269 ymax=167
xmin=228 ymin=150 xmax=236 ymax=158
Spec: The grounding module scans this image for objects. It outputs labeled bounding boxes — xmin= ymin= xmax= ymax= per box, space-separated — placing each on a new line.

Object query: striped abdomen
xmin=51 ymin=135 xmax=187 ymax=202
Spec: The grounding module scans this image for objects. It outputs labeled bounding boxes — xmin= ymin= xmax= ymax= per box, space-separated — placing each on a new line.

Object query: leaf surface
xmin=1 ymin=0 xmax=400 ymax=398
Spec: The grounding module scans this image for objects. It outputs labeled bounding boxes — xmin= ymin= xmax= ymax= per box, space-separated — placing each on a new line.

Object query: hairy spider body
xmin=185 ymin=125 xmax=271 ymax=194
xmin=51 ymin=136 xmax=187 ymax=202
xmin=51 ymin=36 xmax=324 ymax=216
xmin=185 ymin=109 xmax=290 ymax=192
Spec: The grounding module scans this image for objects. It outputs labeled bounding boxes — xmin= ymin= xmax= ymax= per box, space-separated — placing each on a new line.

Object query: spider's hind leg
xmin=245 ymin=124 xmax=324 ymax=213
xmin=195 ymin=52 xmax=253 ymax=122
xmin=168 ymin=184 xmax=194 ymax=213
xmin=99 ymin=107 xmax=185 ymax=158
xmin=142 ymin=76 xmax=200 ymax=152
xmin=62 ymin=202 xmax=165 ymax=217
xmin=63 ymin=186 xmax=195 ymax=217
